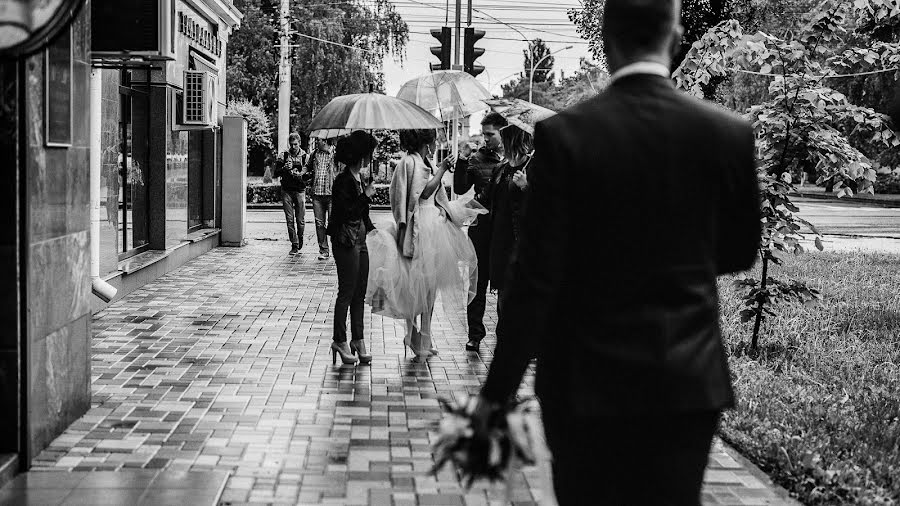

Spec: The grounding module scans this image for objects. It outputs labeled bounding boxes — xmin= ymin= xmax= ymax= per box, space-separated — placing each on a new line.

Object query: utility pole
xmin=277 ymin=0 xmax=291 ymax=153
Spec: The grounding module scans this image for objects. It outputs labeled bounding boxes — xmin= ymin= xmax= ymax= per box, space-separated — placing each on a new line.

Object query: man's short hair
xmin=602 ymin=0 xmax=678 ymax=57
xmin=481 ymin=111 xmax=508 ymax=129
xmin=289 ymin=132 xmax=302 ymax=143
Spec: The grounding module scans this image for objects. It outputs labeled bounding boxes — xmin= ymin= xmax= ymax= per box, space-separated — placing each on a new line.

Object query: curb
xmin=718 ymin=438 xmax=803 ymax=506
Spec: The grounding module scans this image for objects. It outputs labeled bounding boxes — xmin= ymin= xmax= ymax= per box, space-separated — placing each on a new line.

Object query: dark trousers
xmin=282 ymin=190 xmax=306 ymax=248
xmin=543 ymin=409 xmax=720 ymax=506
xmin=333 ymin=242 xmax=368 ymax=343
xmin=312 ymin=195 xmax=331 ymax=254
xmin=466 ymin=222 xmax=491 ymax=340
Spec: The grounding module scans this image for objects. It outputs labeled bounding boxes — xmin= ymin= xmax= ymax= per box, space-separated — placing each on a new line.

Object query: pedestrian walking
xmin=274 ymin=132 xmax=309 ymax=255
xmin=471 ymin=0 xmax=762 ymax=502
xmin=453 ymin=112 xmax=507 ymax=352
xmin=327 ymin=131 xmax=378 ymax=365
xmin=306 ymin=138 xmax=337 ymax=260
xmin=366 ymin=129 xmax=486 ymax=359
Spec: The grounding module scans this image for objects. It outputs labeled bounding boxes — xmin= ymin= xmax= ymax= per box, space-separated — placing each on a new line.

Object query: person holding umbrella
xmin=366 ymin=129 xmax=487 ymax=359
xmin=327 ymin=131 xmax=379 ymax=365
xmin=487 ymin=124 xmax=532 ymax=314
xmin=478 ymin=99 xmax=555 ymax=309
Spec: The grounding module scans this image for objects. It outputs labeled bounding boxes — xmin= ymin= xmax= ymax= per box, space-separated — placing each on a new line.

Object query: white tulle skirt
xmin=366 ymin=193 xmax=486 ymax=354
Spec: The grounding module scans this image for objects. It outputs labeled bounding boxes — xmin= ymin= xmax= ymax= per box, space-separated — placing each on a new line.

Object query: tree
xmin=523 ymin=39 xmax=554 ymax=84
xmin=568 ymin=0 xmax=732 ymax=70
xmin=227 ymin=0 xmax=408 ymax=136
xmin=500 ymin=78 xmax=561 ymax=109
xmin=673 ymin=2 xmax=900 ymax=349
xmin=226 ymin=100 xmax=274 ymax=175
xmin=500 ymin=58 xmax=607 ymax=110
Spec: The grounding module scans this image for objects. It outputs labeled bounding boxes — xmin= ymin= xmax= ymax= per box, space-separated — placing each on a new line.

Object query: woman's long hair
xmin=500 ymin=125 xmax=533 ymax=161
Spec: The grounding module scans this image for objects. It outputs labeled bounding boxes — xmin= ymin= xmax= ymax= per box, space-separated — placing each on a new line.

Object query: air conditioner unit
xmin=182 ymin=70 xmax=217 ymax=126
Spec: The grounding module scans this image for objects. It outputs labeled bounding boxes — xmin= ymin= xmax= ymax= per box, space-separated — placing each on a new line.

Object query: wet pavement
xmin=18 ymin=230 xmax=799 ymax=505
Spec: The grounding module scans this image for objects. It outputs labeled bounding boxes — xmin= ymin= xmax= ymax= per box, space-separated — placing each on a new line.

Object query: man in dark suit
xmin=474 ymin=0 xmax=761 ymax=503
xmin=454 ymin=112 xmax=507 ymax=351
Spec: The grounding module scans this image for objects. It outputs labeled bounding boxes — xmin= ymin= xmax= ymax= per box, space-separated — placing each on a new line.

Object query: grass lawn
xmin=718 ymin=251 xmax=900 ymax=505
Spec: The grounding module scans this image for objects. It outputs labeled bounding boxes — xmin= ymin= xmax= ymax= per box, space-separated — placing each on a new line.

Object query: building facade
xmin=92 ymin=0 xmax=241 ymax=299
xmin=0 ymin=0 xmax=242 ymax=476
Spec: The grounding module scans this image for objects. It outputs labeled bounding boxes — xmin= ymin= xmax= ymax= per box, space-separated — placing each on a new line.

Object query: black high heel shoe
xmin=349 ymin=340 xmax=372 ymax=365
xmin=331 ymin=342 xmax=357 ymax=365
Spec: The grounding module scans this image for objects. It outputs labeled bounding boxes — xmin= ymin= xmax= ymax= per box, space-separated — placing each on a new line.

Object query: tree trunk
xmin=751 ymin=251 xmax=768 ymax=350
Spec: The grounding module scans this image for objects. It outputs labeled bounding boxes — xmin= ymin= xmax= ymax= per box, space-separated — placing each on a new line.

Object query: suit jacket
xmin=454 ymin=147 xmax=504 ymax=220
xmin=488 ymin=159 xmax=529 ymax=291
xmin=326 ymin=169 xmax=374 ymax=241
xmin=480 ymin=74 xmax=761 ymax=416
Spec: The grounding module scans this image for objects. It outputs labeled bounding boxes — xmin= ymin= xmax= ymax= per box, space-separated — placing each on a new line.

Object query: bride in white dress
xmin=366 ymin=129 xmax=486 ymax=358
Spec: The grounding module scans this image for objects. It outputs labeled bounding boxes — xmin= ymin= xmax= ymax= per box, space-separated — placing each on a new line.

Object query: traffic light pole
xmin=451 ymin=0 xmax=462 ymax=168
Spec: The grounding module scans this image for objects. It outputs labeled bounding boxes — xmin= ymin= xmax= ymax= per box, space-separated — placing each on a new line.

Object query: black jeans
xmin=543 ymin=408 xmax=719 ymax=505
xmin=333 ymin=242 xmax=368 ymax=343
xmin=466 ymin=222 xmax=491 ymax=340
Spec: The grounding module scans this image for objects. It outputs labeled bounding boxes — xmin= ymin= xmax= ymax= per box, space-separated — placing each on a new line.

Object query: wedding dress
xmin=366 ymin=152 xmax=486 ymax=357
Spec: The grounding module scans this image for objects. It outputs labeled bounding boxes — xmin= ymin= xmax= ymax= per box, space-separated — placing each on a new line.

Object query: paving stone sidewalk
xmin=30 ymin=236 xmax=797 ymax=505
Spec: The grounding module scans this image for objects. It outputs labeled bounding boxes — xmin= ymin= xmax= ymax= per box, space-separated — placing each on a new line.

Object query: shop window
xmin=99 ymin=69 xmax=150 ymax=276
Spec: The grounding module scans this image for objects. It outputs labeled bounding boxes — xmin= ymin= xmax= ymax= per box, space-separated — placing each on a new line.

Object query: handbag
xmin=335 ymin=219 xmax=363 ymax=247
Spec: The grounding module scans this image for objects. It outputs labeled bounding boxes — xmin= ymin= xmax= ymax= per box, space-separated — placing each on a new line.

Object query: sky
xmin=382 ymin=0 xmax=595 ymax=99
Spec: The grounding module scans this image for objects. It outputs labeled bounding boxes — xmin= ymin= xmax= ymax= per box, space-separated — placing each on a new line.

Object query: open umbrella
xmin=483 ymin=98 xmax=556 ymax=135
xmin=397 ymin=70 xmax=492 ymax=121
xmin=307 ymin=92 xmax=443 ymax=139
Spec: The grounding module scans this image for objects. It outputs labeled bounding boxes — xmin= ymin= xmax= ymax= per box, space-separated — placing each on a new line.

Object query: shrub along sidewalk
xmin=717 ymin=251 xmax=900 ymax=505
xmin=247 ymin=183 xmax=452 ymax=210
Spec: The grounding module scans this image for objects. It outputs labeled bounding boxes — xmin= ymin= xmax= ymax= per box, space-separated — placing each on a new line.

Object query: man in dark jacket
xmin=274 ymin=132 xmax=309 ymax=254
xmin=453 ymin=112 xmax=507 ymax=351
xmin=474 ymin=0 xmax=761 ymax=502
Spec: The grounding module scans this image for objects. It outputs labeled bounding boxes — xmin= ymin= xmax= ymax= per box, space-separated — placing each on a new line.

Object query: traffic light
xmin=463 ymin=27 xmax=485 ymax=77
xmin=430 ymin=27 xmax=451 ymax=71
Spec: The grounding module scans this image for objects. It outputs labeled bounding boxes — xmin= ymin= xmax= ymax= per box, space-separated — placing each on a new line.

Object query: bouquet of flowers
xmin=430 ymin=393 xmax=541 ymax=490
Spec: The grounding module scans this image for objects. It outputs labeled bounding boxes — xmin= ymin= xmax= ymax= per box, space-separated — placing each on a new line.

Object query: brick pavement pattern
xmin=31 ymin=236 xmax=796 ymax=505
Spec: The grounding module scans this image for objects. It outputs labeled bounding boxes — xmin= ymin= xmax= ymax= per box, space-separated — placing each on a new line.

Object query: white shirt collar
xmin=608 ymin=61 xmax=671 ymax=85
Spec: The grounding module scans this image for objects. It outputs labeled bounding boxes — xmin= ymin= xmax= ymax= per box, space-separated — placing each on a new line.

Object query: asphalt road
xmin=245 ymin=198 xmax=900 ymax=252
xmin=791 ymin=197 xmax=900 ymax=238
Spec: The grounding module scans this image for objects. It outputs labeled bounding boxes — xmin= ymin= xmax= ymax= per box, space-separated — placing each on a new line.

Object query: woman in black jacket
xmin=327 ymin=131 xmax=378 ymax=365
xmin=489 ymin=124 xmax=532 ymax=313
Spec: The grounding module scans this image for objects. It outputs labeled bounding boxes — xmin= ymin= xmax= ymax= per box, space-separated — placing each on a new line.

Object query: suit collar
xmin=609 ymin=61 xmax=670 ymax=83
xmin=608 ymin=62 xmax=674 ymax=91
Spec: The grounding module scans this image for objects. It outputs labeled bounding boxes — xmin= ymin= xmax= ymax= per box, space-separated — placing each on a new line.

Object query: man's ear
xmin=669 ymin=24 xmax=685 ymax=59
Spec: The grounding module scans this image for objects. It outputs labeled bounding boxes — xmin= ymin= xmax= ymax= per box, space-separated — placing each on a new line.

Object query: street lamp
xmin=529 ymin=45 xmax=573 ymax=103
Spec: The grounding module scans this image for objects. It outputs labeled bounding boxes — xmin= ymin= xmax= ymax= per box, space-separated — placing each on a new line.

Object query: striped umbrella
xmin=483 ymin=98 xmax=556 ymax=135
xmin=307 ymin=93 xmax=443 ymax=139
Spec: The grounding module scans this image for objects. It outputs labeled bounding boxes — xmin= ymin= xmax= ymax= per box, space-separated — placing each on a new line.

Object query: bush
xmin=246 ymin=183 xmax=452 ymax=206
xmin=873 ymin=173 xmax=900 ymax=194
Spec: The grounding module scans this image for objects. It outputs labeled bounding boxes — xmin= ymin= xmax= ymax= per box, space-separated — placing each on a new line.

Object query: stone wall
xmin=22 ymin=8 xmax=93 ymax=460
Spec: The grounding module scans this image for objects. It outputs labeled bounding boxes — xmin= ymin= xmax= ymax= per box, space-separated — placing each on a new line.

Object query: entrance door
xmin=117 ymin=70 xmax=149 ymax=258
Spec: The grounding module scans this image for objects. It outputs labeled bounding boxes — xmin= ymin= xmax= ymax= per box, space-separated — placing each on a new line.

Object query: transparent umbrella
xmin=396 ymin=70 xmax=492 ymax=121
